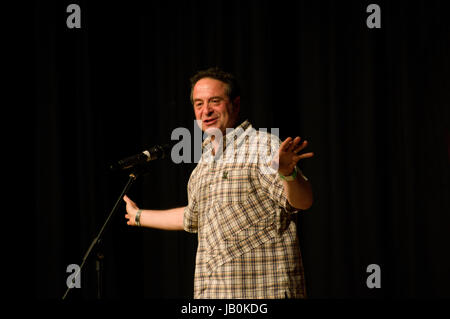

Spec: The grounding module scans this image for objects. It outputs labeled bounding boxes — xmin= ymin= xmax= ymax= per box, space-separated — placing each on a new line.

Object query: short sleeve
xmin=183 ymin=171 xmax=199 ymax=233
xmin=258 ymin=166 xmax=299 ymax=213
xmin=256 ymin=132 xmax=305 ymax=213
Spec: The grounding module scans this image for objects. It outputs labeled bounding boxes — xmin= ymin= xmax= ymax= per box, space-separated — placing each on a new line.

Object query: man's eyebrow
xmin=193 ymin=96 xmax=224 ymax=102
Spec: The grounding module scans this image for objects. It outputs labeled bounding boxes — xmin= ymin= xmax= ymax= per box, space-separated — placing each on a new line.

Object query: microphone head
xmin=146 ymin=145 xmax=164 ymax=160
xmin=108 ymin=142 xmax=174 ymax=171
xmin=148 ymin=143 xmax=174 ymax=160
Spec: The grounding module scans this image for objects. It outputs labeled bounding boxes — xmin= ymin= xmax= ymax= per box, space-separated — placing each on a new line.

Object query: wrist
xmin=279 ymin=166 xmax=298 ymax=182
xmin=135 ymin=209 xmax=142 ymax=227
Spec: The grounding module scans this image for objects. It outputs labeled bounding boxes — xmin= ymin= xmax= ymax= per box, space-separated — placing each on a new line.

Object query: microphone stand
xmin=62 ymin=170 xmax=142 ymax=300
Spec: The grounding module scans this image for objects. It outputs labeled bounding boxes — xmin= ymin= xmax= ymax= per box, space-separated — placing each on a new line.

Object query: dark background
xmin=27 ymin=0 xmax=449 ymax=299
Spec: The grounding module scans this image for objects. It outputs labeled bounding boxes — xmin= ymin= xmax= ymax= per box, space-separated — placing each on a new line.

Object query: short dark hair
xmin=190 ymin=67 xmax=241 ymax=104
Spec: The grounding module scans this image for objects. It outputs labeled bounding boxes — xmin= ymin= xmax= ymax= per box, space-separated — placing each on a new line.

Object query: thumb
xmin=123 ymin=195 xmax=135 ymax=205
xmin=123 ymin=195 xmax=138 ymax=210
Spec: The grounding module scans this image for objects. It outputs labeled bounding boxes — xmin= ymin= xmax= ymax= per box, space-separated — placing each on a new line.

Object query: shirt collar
xmin=201 ymin=120 xmax=251 ymax=153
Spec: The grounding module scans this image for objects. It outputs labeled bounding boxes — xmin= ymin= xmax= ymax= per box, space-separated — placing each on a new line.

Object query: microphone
xmin=110 ymin=144 xmax=172 ymax=171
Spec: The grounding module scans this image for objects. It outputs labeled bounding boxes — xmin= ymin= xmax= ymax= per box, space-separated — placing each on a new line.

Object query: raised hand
xmin=276 ymin=136 xmax=314 ymax=176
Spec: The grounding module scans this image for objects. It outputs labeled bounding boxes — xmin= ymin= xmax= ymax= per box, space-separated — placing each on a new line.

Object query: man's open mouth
xmin=204 ymin=118 xmax=218 ymax=126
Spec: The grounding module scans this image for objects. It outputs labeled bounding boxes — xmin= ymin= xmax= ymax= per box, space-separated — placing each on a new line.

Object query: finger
xmin=282 ymin=137 xmax=294 ymax=152
xmin=124 ymin=195 xmax=137 ymax=207
xmin=280 ymin=137 xmax=293 ymax=151
xmin=293 ymin=140 xmax=308 ymax=153
xmin=288 ymin=136 xmax=302 ymax=151
xmin=294 ymin=152 xmax=314 ymax=161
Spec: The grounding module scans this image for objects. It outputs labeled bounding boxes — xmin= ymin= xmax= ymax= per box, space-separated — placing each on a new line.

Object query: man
xmin=124 ymin=67 xmax=314 ymax=298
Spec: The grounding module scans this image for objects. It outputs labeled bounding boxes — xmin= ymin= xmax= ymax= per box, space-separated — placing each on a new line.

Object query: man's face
xmin=192 ymin=77 xmax=240 ymax=136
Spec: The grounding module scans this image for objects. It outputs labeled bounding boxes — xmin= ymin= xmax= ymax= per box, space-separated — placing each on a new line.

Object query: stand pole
xmin=62 ymin=172 xmax=140 ymax=300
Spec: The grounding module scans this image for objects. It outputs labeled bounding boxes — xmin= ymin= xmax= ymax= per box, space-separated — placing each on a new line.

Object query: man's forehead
xmin=193 ymin=78 xmax=227 ymax=95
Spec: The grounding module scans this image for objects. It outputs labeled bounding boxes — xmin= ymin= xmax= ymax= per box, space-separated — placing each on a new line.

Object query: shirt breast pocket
xmin=210 ymin=168 xmax=253 ymax=203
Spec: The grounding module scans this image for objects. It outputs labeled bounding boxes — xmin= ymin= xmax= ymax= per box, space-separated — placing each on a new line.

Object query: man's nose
xmin=204 ymin=102 xmax=213 ymax=114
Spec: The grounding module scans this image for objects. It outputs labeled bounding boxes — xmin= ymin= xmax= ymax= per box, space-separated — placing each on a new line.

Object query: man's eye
xmin=195 ymin=103 xmax=203 ymax=108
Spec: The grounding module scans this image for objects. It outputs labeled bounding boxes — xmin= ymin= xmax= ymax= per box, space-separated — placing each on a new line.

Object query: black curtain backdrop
xmin=29 ymin=0 xmax=449 ymax=299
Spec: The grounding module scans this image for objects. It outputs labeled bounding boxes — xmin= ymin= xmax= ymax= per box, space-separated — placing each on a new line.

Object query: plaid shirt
xmin=184 ymin=120 xmax=307 ymax=298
